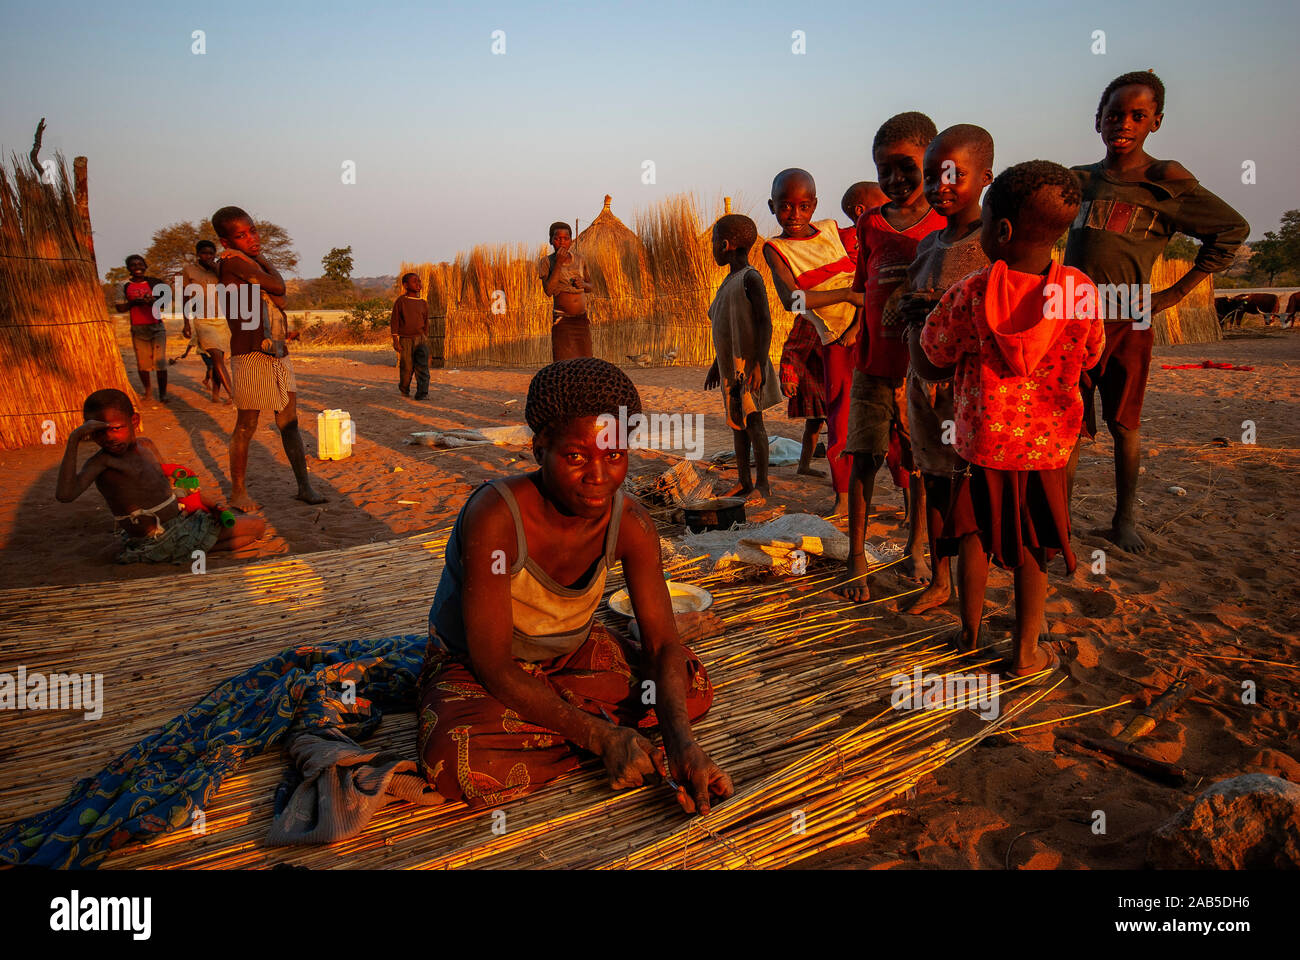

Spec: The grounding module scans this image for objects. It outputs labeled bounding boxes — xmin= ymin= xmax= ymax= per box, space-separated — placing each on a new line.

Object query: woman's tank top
xmin=427 ymin=478 xmax=624 ymax=662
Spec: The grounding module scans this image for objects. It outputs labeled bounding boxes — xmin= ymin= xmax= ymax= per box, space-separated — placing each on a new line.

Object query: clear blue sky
xmin=2 ymin=0 xmax=1296 ymax=278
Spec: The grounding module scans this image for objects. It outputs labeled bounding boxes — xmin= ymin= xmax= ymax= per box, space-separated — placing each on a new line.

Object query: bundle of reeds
xmin=400 ymin=193 xmax=798 ymax=369
xmin=1150 ymin=256 xmax=1220 ymax=346
xmin=0 ymin=153 xmax=134 ymax=450
xmin=0 ymin=525 xmax=1104 ymax=870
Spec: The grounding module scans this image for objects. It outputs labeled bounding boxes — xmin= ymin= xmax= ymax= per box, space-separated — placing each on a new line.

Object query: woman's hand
xmin=666 ymin=739 xmax=734 ymax=816
xmin=672 ymin=610 xmax=724 ymax=644
xmin=597 ymin=724 xmax=662 ymax=790
xmin=703 ymin=363 xmax=720 ymax=391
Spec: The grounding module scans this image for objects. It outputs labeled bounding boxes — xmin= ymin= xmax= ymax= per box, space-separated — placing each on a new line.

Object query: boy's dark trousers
xmin=398 ymin=335 xmax=430 ymax=398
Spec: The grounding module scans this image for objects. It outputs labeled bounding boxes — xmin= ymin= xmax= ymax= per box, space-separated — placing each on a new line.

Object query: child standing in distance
xmin=841 ymin=182 xmax=888 ymax=237
xmin=55 ymin=389 xmax=265 ymax=563
xmin=836 ymin=113 xmax=946 ymax=601
xmin=922 ymin=162 xmax=1104 ymax=674
xmin=114 ymin=255 xmax=169 ymax=403
xmin=901 ymin=125 xmax=995 ymax=614
xmin=181 ymin=239 xmax=232 ymax=404
xmin=539 ymin=222 xmax=594 ymax=361
xmin=390 ymin=272 xmax=430 ymax=400
xmin=764 ymin=169 xmax=865 ymax=506
xmin=706 ymin=214 xmax=781 ymax=502
xmin=1065 ymin=70 xmax=1248 ymax=553
xmin=214 ymin=205 xmax=327 ymax=512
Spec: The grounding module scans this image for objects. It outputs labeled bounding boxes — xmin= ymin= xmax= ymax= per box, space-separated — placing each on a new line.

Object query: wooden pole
xmin=73 ymin=156 xmax=97 ymax=273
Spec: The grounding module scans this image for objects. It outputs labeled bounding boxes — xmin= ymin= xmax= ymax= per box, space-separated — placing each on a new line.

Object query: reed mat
xmin=1 ymin=531 xmax=1053 ymax=869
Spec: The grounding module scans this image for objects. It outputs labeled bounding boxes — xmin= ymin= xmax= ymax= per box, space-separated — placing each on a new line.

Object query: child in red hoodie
xmin=920 ymin=161 xmax=1104 ymax=676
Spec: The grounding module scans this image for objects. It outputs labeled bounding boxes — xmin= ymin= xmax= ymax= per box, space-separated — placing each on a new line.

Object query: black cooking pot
xmin=682 ymin=497 xmax=746 ymax=533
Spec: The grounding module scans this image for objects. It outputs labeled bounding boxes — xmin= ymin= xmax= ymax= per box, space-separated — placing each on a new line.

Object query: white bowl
xmin=607 ymin=581 xmax=713 ymax=618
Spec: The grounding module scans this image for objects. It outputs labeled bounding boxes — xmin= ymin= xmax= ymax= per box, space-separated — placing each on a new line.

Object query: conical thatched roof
xmin=697 ymin=196 xmax=734 ymax=243
xmin=575 ymin=195 xmax=639 ymax=249
xmin=574 ymin=195 xmax=651 ymax=298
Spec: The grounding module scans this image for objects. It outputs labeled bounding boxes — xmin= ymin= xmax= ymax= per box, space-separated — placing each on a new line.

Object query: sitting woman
xmin=418 ymin=358 xmax=733 ymax=815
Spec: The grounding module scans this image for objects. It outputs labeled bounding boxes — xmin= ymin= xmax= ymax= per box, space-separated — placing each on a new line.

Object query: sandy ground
xmin=1 ymin=321 xmax=1297 ymax=869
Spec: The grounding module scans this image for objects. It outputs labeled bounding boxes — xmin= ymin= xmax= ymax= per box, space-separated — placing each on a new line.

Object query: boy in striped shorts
xmin=214 ymin=205 xmax=327 ymax=512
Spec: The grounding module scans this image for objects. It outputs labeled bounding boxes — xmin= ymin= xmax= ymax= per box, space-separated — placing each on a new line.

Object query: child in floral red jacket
xmin=920 ymin=161 xmax=1104 ymax=676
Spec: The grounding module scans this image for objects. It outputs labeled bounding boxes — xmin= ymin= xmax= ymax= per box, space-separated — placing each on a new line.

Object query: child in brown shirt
xmin=390 ymin=272 xmax=430 ymax=399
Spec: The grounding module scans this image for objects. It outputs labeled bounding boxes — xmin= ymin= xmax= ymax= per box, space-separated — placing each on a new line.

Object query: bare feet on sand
xmin=898 ymin=552 xmax=930 ymax=583
xmin=295 ymin=486 xmax=329 ymax=505
xmin=833 ymin=553 xmax=870 ymax=602
xmin=229 ymin=491 xmax=261 ymax=513
xmin=904 ymin=580 xmax=951 ymax=614
xmin=823 ymin=493 xmax=849 ymax=518
xmin=722 ymin=482 xmax=768 ymax=504
xmin=1006 ymin=643 xmax=1061 ymax=678
xmin=796 ymin=465 xmax=828 ymax=479
xmin=1104 ymin=519 xmax=1148 ymax=553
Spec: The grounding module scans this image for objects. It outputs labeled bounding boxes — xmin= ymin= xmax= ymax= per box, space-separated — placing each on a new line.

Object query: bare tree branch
xmin=29 ymin=118 xmax=46 ymax=167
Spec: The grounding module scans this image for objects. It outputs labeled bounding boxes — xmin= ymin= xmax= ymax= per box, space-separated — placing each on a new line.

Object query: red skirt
xmin=941 ymin=465 xmax=1075 ymax=572
xmin=551 ymin=313 xmax=593 ymax=361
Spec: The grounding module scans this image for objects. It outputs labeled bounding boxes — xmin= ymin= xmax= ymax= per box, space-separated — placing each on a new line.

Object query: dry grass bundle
xmin=401 ymin=193 xmax=797 ymax=369
xmin=1150 ymin=256 xmax=1220 ymax=346
xmin=2 ymin=530 xmax=1064 ymax=870
xmin=0 ymin=153 xmax=134 ymax=450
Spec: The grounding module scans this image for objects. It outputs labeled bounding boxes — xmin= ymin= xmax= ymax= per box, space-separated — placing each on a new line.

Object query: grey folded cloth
xmin=268 ymin=729 xmax=444 ymax=845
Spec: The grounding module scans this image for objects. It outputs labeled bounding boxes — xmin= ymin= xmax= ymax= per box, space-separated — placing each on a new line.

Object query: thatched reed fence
xmin=1148 ymin=256 xmax=1220 ymax=346
xmin=0 ymin=154 xmax=133 ymax=450
xmin=404 ymin=196 xmax=1219 ymax=369
xmin=401 ymin=194 xmax=791 ymax=369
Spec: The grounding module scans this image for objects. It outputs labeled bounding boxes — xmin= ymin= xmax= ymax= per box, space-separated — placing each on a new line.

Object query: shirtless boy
xmin=55 ymin=389 xmax=265 ymax=563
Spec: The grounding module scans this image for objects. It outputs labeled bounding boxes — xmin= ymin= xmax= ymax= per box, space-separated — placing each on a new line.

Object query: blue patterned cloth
xmin=0 ymin=634 xmax=426 ymax=869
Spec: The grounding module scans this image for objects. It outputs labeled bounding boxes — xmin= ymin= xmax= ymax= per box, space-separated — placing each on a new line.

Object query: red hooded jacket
xmin=920 ymin=260 xmax=1105 ymax=469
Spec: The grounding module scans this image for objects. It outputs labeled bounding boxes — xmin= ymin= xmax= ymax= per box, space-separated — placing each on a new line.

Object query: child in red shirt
xmin=836 ymin=113 xmax=945 ymax=602
xmin=921 ymin=161 xmax=1104 ymax=676
xmin=114 ymin=254 xmax=169 ymax=403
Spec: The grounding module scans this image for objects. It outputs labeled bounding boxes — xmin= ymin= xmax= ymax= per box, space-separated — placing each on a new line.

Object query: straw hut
xmin=0 ymin=152 xmax=134 ymax=450
xmin=575 ymin=194 xmax=645 ymax=271
xmin=401 ymin=193 xmax=812 ymax=368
